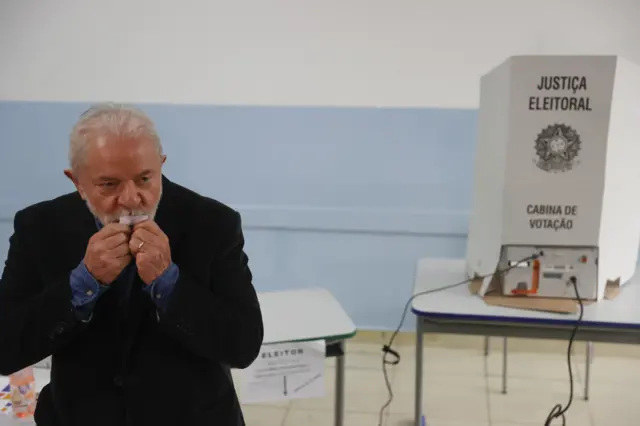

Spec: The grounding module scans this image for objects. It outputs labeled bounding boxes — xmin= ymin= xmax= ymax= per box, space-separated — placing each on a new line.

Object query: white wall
xmin=0 ymin=0 xmax=638 ymax=108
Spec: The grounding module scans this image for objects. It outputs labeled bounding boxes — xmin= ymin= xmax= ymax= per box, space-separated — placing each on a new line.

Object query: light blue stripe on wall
xmin=0 ymin=101 xmax=477 ymax=331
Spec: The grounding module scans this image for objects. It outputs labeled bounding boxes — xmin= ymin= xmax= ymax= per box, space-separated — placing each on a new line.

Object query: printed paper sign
xmin=239 ymin=340 xmax=326 ymax=404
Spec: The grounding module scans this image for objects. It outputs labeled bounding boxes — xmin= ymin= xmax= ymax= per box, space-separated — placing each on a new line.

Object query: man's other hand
xmin=130 ymin=220 xmax=171 ymax=285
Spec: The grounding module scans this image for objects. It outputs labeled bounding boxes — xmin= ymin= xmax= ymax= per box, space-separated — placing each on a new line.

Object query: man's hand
xmin=84 ymin=224 xmax=132 ymax=285
xmin=129 ymin=220 xmax=172 ymax=285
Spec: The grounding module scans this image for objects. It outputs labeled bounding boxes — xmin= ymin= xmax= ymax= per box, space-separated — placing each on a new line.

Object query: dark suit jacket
xmin=0 ymin=176 xmax=264 ymax=426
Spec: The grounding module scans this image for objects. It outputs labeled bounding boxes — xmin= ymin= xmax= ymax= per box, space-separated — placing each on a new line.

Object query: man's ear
xmin=64 ymin=169 xmax=86 ymax=199
xmin=161 ymin=155 xmax=167 ymax=166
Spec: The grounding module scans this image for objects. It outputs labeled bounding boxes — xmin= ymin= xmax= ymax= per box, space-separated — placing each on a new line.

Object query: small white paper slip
xmin=119 ymin=215 xmax=149 ymax=225
xmin=238 ymin=340 xmax=326 ymax=404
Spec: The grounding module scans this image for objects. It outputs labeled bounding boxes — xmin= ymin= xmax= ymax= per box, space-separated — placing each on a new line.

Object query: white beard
xmin=85 ymin=189 xmax=162 ymax=225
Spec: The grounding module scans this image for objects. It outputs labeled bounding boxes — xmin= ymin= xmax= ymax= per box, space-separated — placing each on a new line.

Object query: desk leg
xmin=415 ymin=317 xmax=424 ymax=426
xmin=335 ymin=340 xmax=345 ymax=426
xmin=502 ymin=337 xmax=508 ymax=394
xmin=584 ymin=341 xmax=593 ymax=401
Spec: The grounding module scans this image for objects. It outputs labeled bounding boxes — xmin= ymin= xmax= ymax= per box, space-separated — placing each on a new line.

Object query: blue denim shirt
xmin=70 ymin=219 xmax=179 ymax=322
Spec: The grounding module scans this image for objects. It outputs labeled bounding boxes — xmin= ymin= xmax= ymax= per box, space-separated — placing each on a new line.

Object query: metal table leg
xmin=584 ymin=341 xmax=593 ymax=401
xmin=415 ymin=317 xmax=424 ymax=426
xmin=502 ymin=337 xmax=508 ymax=394
xmin=335 ymin=340 xmax=345 ymax=426
xmin=484 ymin=336 xmax=490 ymax=356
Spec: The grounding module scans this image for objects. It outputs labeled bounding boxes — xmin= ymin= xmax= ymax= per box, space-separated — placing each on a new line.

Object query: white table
xmin=411 ymin=257 xmax=640 ymax=426
xmin=0 ymin=288 xmax=357 ymax=426
xmin=258 ymin=287 xmax=357 ymax=426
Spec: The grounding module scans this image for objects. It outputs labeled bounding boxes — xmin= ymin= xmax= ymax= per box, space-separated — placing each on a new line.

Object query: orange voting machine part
xmin=511 ymin=259 xmax=540 ymax=295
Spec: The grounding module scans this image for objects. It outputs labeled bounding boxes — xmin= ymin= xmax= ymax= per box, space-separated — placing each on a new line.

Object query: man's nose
xmin=118 ymin=181 xmax=142 ymax=209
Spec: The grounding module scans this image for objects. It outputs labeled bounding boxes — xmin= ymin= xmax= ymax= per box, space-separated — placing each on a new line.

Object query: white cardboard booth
xmin=466 ymin=55 xmax=640 ymax=302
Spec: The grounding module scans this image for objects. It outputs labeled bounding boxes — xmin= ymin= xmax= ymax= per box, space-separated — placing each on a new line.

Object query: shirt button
xmin=86 ymin=290 xmax=94 ymax=296
xmin=155 ymin=294 xmax=162 ymax=299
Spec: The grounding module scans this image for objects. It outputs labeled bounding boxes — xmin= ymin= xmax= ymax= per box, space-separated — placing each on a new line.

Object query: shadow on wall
xmin=0 ymin=102 xmax=476 ymax=331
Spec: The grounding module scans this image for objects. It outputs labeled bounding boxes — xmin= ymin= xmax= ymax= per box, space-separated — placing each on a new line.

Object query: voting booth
xmin=466 ymin=55 xmax=640 ymax=301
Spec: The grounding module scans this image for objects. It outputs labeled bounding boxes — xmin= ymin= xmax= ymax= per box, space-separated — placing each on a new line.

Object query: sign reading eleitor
xmin=502 ymin=56 xmax=616 ymax=247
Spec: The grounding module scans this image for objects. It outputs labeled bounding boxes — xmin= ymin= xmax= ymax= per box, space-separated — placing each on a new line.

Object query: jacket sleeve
xmin=155 ymin=211 xmax=264 ymax=369
xmin=0 ymin=209 xmax=91 ymax=375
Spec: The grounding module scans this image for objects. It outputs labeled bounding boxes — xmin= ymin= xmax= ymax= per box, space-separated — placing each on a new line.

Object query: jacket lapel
xmin=154 ymin=175 xmax=183 ymax=263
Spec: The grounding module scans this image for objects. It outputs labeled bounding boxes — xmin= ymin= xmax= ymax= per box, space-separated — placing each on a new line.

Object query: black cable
xmin=377 ymin=252 xmax=543 ymax=426
xmin=544 ymin=276 xmax=584 ymax=426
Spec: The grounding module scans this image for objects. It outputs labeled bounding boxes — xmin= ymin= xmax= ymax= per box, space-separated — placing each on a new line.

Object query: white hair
xmin=69 ymin=103 xmax=163 ymax=171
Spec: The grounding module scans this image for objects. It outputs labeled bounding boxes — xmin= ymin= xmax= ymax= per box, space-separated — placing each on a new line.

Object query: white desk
xmin=259 ymin=287 xmax=357 ymax=345
xmin=0 ymin=288 xmax=357 ymax=426
xmin=258 ymin=287 xmax=357 ymax=426
xmin=411 ymin=257 xmax=640 ymax=426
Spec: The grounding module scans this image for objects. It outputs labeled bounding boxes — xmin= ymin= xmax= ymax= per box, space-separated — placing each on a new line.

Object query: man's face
xmin=65 ymin=135 xmax=166 ymax=225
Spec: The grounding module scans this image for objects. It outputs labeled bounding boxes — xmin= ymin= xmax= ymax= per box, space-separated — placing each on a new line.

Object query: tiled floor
xmin=234 ymin=336 xmax=640 ymax=426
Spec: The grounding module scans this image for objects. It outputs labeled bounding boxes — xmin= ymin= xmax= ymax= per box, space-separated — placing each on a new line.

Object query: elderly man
xmin=0 ymin=104 xmax=264 ymax=426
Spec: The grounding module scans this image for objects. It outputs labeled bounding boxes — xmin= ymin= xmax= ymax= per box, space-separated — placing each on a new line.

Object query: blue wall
xmin=0 ymin=102 xmax=476 ymax=331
